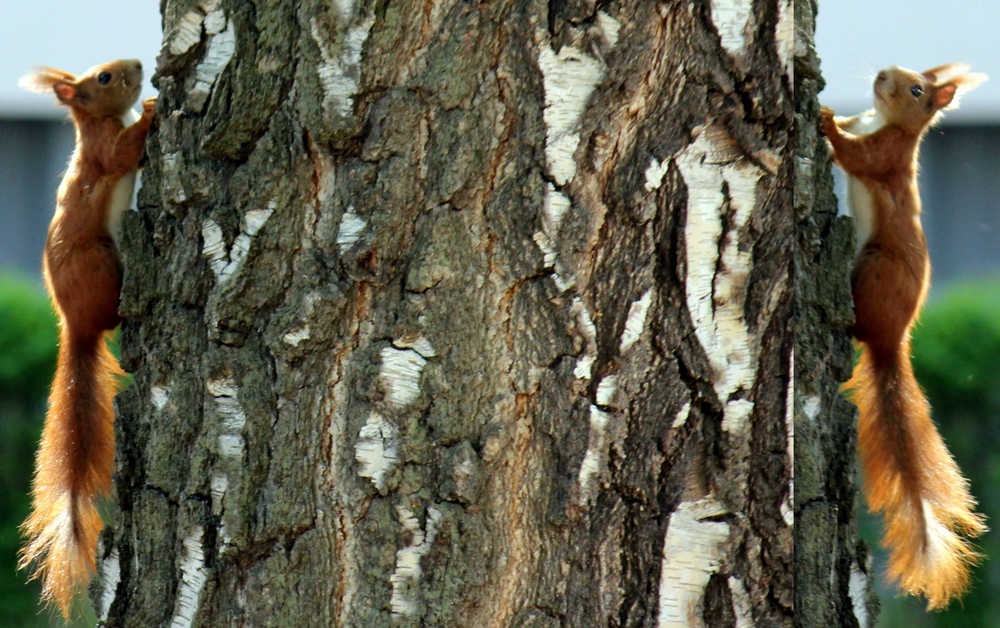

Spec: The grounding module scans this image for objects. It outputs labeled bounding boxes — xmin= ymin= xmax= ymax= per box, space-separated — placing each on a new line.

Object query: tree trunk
xmin=99 ymin=1 xmax=793 ymax=626
xmin=792 ymin=1 xmax=878 ymax=626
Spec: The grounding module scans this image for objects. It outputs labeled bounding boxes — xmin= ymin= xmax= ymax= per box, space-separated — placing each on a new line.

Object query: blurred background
xmin=818 ymin=1 xmax=1000 ymax=626
xmin=0 ymin=2 xmax=159 ymax=625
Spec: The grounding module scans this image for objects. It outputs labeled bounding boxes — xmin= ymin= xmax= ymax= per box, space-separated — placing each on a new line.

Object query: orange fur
xmin=18 ymin=60 xmax=155 ymax=619
xmin=20 ymin=328 xmax=122 ymax=617
xmin=823 ymin=64 xmax=987 ymax=609
xmin=848 ymin=345 xmax=984 ymax=608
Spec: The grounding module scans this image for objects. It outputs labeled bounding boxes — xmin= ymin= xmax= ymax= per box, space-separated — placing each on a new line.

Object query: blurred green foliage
xmin=0 ymin=274 xmax=56 ymax=626
xmin=0 ymin=274 xmax=94 ymax=627
xmin=866 ymin=280 xmax=1000 ymax=627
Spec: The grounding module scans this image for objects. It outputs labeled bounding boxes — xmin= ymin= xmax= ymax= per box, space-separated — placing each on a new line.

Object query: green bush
xmin=864 ymin=280 xmax=1000 ymax=627
xmin=0 ymin=274 xmax=57 ymax=626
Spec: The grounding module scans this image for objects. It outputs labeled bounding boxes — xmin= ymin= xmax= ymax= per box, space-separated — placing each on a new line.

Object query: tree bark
xmin=792 ymin=1 xmax=878 ymax=626
xmin=99 ymin=1 xmax=793 ymax=626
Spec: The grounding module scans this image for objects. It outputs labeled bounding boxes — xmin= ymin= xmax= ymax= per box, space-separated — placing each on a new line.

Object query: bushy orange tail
xmin=19 ymin=327 xmax=121 ymax=619
xmin=847 ymin=343 xmax=986 ymax=609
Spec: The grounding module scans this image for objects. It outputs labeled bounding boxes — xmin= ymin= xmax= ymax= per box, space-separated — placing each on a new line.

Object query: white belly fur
xmin=107 ymin=170 xmax=136 ymax=245
xmin=107 ymin=109 xmax=142 ymax=245
xmin=847 ymin=173 xmax=874 ymax=247
xmin=839 ymin=109 xmax=884 ymax=248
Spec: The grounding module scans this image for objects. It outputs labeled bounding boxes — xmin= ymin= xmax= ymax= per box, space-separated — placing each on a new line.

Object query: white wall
xmin=0 ymin=1 xmax=161 ymax=118
xmin=816 ymin=0 xmax=1000 ymax=122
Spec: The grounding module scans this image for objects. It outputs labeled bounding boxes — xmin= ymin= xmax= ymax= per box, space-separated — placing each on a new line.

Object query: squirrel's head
xmin=872 ymin=64 xmax=987 ymax=133
xmin=19 ymin=59 xmax=143 ymax=118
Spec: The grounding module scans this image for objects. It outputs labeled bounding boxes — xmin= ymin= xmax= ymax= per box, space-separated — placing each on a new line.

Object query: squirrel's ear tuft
xmin=953 ymin=72 xmax=988 ymax=93
xmin=18 ymin=67 xmax=77 ymax=95
xmin=934 ymin=72 xmax=988 ymax=111
xmin=922 ymin=63 xmax=971 ymax=84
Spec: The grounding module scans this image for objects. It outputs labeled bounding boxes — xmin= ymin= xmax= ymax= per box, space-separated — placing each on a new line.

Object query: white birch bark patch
xmin=312 ymin=14 xmax=376 ymax=118
xmin=710 ymin=0 xmax=751 ymax=57
xmin=188 ymin=2 xmax=236 ymax=112
xmin=170 ymin=526 xmax=209 ymax=628
xmin=379 ymin=346 xmax=427 ymax=408
xmin=333 ymin=0 xmax=357 ymax=21
xmin=802 ymin=394 xmax=821 ymax=423
xmin=210 ymin=472 xmax=228 ymax=516
xmin=573 ymin=354 xmax=596 ymax=382
xmin=645 ymin=158 xmax=670 ymax=192
xmin=202 ymin=206 xmax=275 ymax=286
xmin=619 ymin=288 xmax=653 ymax=354
xmin=533 ymin=185 xmax=575 ymax=292
xmin=337 ymin=208 xmax=368 ymax=252
xmin=207 ymin=376 xmax=247 ymax=459
xmin=783 ymin=345 xmax=794 ymax=527
xmin=727 ymin=577 xmax=755 ymax=628
xmin=722 ymin=398 xmax=754 ymax=435
xmin=204 ymin=376 xmax=246 ymax=555
xmin=355 ymin=412 xmax=400 ymax=491
xmin=776 ymin=0 xmax=794 ymax=80
xmin=675 ymin=129 xmax=761 ymax=402
xmin=543 ymin=184 xmax=571 ymax=235
xmin=657 ymin=497 xmax=731 ymax=627
xmin=282 ymin=326 xmax=312 ymax=347
xmin=534 ymin=27 xmax=607 ymax=292
xmin=209 ymin=471 xmax=234 ymax=550
xmin=571 ymin=296 xmax=598 ymax=381
xmin=537 ymin=36 xmax=606 ymax=186
xmin=577 ymin=405 xmax=611 ymax=506
xmin=390 ymin=505 xmax=443 ymax=617
xmin=167 ymin=8 xmax=205 ymax=56
xmin=162 ymin=152 xmax=189 ymax=204
xmin=672 ymin=402 xmax=692 ymax=429
xmin=532 ymin=230 xmax=573 ymax=292
xmin=597 ymin=11 xmax=621 ymax=49
xmin=595 ymin=375 xmax=618 ymax=408
xmin=98 ymin=547 xmax=120 ymax=621
xmin=151 ymin=384 xmax=171 ymax=411
xmin=849 ymin=562 xmax=871 ymax=628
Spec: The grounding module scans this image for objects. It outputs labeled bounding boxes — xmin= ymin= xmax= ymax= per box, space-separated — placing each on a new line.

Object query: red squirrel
xmin=17 ymin=60 xmax=155 ymax=618
xmin=821 ymin=64 xmax=987 ymax=609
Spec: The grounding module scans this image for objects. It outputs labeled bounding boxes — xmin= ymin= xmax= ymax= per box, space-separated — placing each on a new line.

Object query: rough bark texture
xmin=98 ymin=1 xmax=792 ymax=626
xmin=792 ymin=1 xmax=878 ymax=626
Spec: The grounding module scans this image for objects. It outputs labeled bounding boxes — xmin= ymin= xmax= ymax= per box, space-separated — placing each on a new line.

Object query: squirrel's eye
xmin=97 ymin=72 xmax=112 ymax=86
xmin=910 ymin=84 xmax=924 ymax=98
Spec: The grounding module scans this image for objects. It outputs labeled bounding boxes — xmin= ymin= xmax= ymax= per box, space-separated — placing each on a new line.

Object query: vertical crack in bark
xmin=470 ymin=393 xmax=543 ymax=628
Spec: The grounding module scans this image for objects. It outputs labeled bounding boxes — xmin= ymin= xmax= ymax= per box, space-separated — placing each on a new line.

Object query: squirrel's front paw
xmin=819 ymin=105 xmax=837 ymax=137
xmin=142 ymin=97 xmax=157 ymax=116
